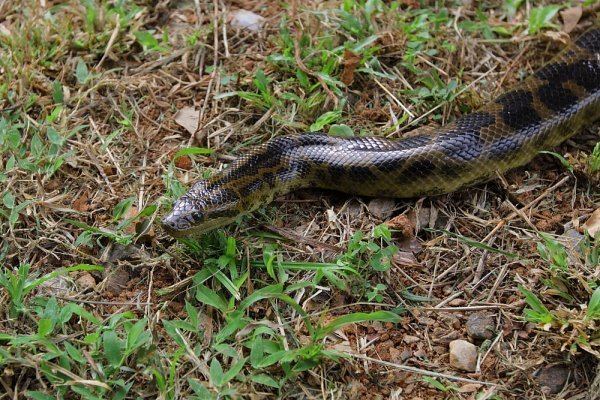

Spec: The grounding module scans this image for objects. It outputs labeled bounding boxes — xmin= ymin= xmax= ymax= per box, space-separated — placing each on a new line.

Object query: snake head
xmin=161 ymin=180 xmax=242 ymax=238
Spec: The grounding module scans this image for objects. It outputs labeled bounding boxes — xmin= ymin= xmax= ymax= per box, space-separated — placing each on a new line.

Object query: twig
xmin=349 ymin=354 xmax=498 ymax=386
xmin=423 ymin=304 xmax=518 ymax=312
xmin=55 ymin=296 xmax=152 ymax=306
xmin=95 ymin=14 xmax=120 ymax=69
xmin=263 ymin=225 xmax=343 ymax=252
xmin=373 ymin=78 xmax=414 ymax=119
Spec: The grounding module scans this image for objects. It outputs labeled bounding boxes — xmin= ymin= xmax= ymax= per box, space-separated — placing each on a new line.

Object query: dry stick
xmin=95 ymin=14 xmax=120 ymax=69
xmin=434 ymin=290 xmax=464 ymax=308
xmin=486 ymin=263 xmax=509 ymax=303
xmin=0 ymin=377 xmax=14 ymax=399
xmin=471 ymin=235 xmax=497 ymax=286
xmin=131 ymin=47 xmax=196 ymax=75
xmin=476 ymin=332 xmax=503 ymax=374
xmin=176 ymin=330 xmax=211 ymax=380
xmin=84 ymin=146 xmax=116 ymax=196
xmin=264 ymin=225 xmax=342 ymax=252
xmin=221 ymin=1 xmax=229 ymax=58
xmin=373 ymin=78 xmax=414 ymax=119
xmin=89 ymin=116 xmax=123 ymax=175
xmin=482 ymin=175 xmax=571 ymax=242
xmin=349 ymin=354 xmax=497 ymax=386
xmin=424 ymin=304 xmax=518 ymax=312
xmin=428 ymin=253 xmax=442 ymax=300
xmin=416 ymin=53 xmax=449 ymax=77
xmin=54 ymin=296 xmax=152 ymax=306
xmin=145 ymin=265 xmax=155 ymax=319
xmin=504 ymin=199 xmax=539 ymax=232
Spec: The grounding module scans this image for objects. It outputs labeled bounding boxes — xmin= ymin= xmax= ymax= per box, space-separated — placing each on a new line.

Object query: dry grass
xmin=0 ymin=0 xmax=599 ymax=399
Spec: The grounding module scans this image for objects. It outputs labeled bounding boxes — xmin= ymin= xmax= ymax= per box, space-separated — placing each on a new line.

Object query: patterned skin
xmin=163 ymin=28 xmax=600 ymax=238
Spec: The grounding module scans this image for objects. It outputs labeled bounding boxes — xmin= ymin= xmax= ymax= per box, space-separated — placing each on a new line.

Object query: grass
xmin=1 ymin=0 xmax=599 ymax=398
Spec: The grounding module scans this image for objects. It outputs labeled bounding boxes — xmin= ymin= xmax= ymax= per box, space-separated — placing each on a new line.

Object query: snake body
xmin=163 ymin=28 xmax=600 ymax=237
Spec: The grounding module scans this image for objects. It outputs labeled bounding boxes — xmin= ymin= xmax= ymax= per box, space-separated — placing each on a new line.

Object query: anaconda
xmin=162 ymin=28 xmax=600 ymax=238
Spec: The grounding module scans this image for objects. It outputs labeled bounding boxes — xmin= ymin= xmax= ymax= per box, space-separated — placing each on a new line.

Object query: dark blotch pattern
xmin=346 ymin=165 xmax=377 ymax=181
xmin=537 ymin=83 xmax=579 ymax=112
xmin=535 ymin=60 xmax=600 ymax=92
xmin=575 ymin=28 xmax=600 ymax=53
xmin=402 ymin=158 xmax=438 ymax=178
xmin=496 ymin=90 xmax=542 ymax=130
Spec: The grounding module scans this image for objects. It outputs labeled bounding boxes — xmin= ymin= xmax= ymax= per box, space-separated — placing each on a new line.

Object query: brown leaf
xmin=0 ymin=22 xmax=11 ymax=36
xmin=368 ymin=198 xmax=396 ymax=220
xmin=73 ymin=191 xmax=90 ymax=212
xmin=560 ymin=6 xmax=582 ymax=33
xmin=340 ymin=49 xmax=361 ymax=86
xmin=229 ymin=9 xmax=265 ymax=32
xmin=386 ymin=214 xmax=414 ymax=238
xmin=104 ymin=266 xmax=130 ymax=295
xmin=123 ymin=206 xmax=138 ymax=234
xmin=458 ymin=383 xmax=482 ymax=393
xmin=400 ymin=0 xmax=420 ymax=7
xmin=174 ymin=106 xmax=199 ymax=135
xmin=582 ymin=208 xmax=600 ymax=238
xmin=174 ymin=155 xmax=192 ymax=170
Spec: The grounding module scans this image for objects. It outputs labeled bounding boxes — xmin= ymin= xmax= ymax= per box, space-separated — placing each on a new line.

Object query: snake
xmin=162 ymin=28 xmax=600 ymax=238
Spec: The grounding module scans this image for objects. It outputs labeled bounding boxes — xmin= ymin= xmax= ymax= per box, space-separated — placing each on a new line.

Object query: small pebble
xmin=449 ymin=339 xmax=478 ymax=372
xmin=400 ymin=349 xmax=412 ymax=361
xmin=466 ymin=313 xmax=496 ymax=341
xmin=536 ymin=364 xmax=570 ymax=394
xmin=76 ymin=273 xmax=96 ymax=290
xmin=402 ymin=335 xmax=420 ymax=344
xmin=230 ymin=10 xmax=265 ymax=32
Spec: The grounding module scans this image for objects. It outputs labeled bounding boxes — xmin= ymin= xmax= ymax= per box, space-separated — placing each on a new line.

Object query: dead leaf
xmin=76 ymin=273 xmax=96 ymax=290
xmin=582 ymin=208 xmax=600 ymax=238
xmin=123 ymin=206 xmax=138 ymax=234
xmin=543 ymin=30 xmax=570 ymax=44
xmin=560 ymin=6 xmax=582 ymax=34
xmin=104 ymin=266 xmax=130 ymax=295
xmin=174 ymin=155 xmax=192 ymax=170
xmin=0 ymin=23 xmax=11 ymax=36
xmin=73 ymin=191 xmax=90 ymax=212
xmin=458 ymin=383 xmax=482 ymax=393
xmin=401 ymin=0 xmax=420 ymax=7
xmin=230 ymin=9 xmax=265 ymax=32
xmin=340 ymin=49 xmax=361 ymax=86
xmin=393 ymin=251 xmax=418 ymax=266
xmin=386 ymin=214 xmax=414 ymax=238
xmin=174 ymin=106 xmax=199 ymax=135
xmin=368 ymin=198 xmax=396 ymax=220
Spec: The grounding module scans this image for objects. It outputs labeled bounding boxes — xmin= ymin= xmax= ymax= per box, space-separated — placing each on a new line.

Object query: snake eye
xmin=191 ymin=211 xmax=202 ymax=221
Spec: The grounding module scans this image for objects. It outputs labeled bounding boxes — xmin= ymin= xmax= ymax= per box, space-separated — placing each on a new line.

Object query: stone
xmin=449 ymin=340 xmax=478 ymax=372
xmin=75 ymin=273 xmax=96 ymax=290
xmin=466 ymin=313 xmax=496 ymax=341
xmin=230 ymin=10 xmax=265 ymax=32
xmin=402 ymin=335 xmax=420 ymax=344
xmin=400 ymin=349 xmax=412 ymax=361
xmin=536 ymin=364 xmax=570 ymax=394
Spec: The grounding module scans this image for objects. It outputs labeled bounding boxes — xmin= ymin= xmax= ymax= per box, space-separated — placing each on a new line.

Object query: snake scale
xmin=163 ymin=28 xmax=600 ymax=238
